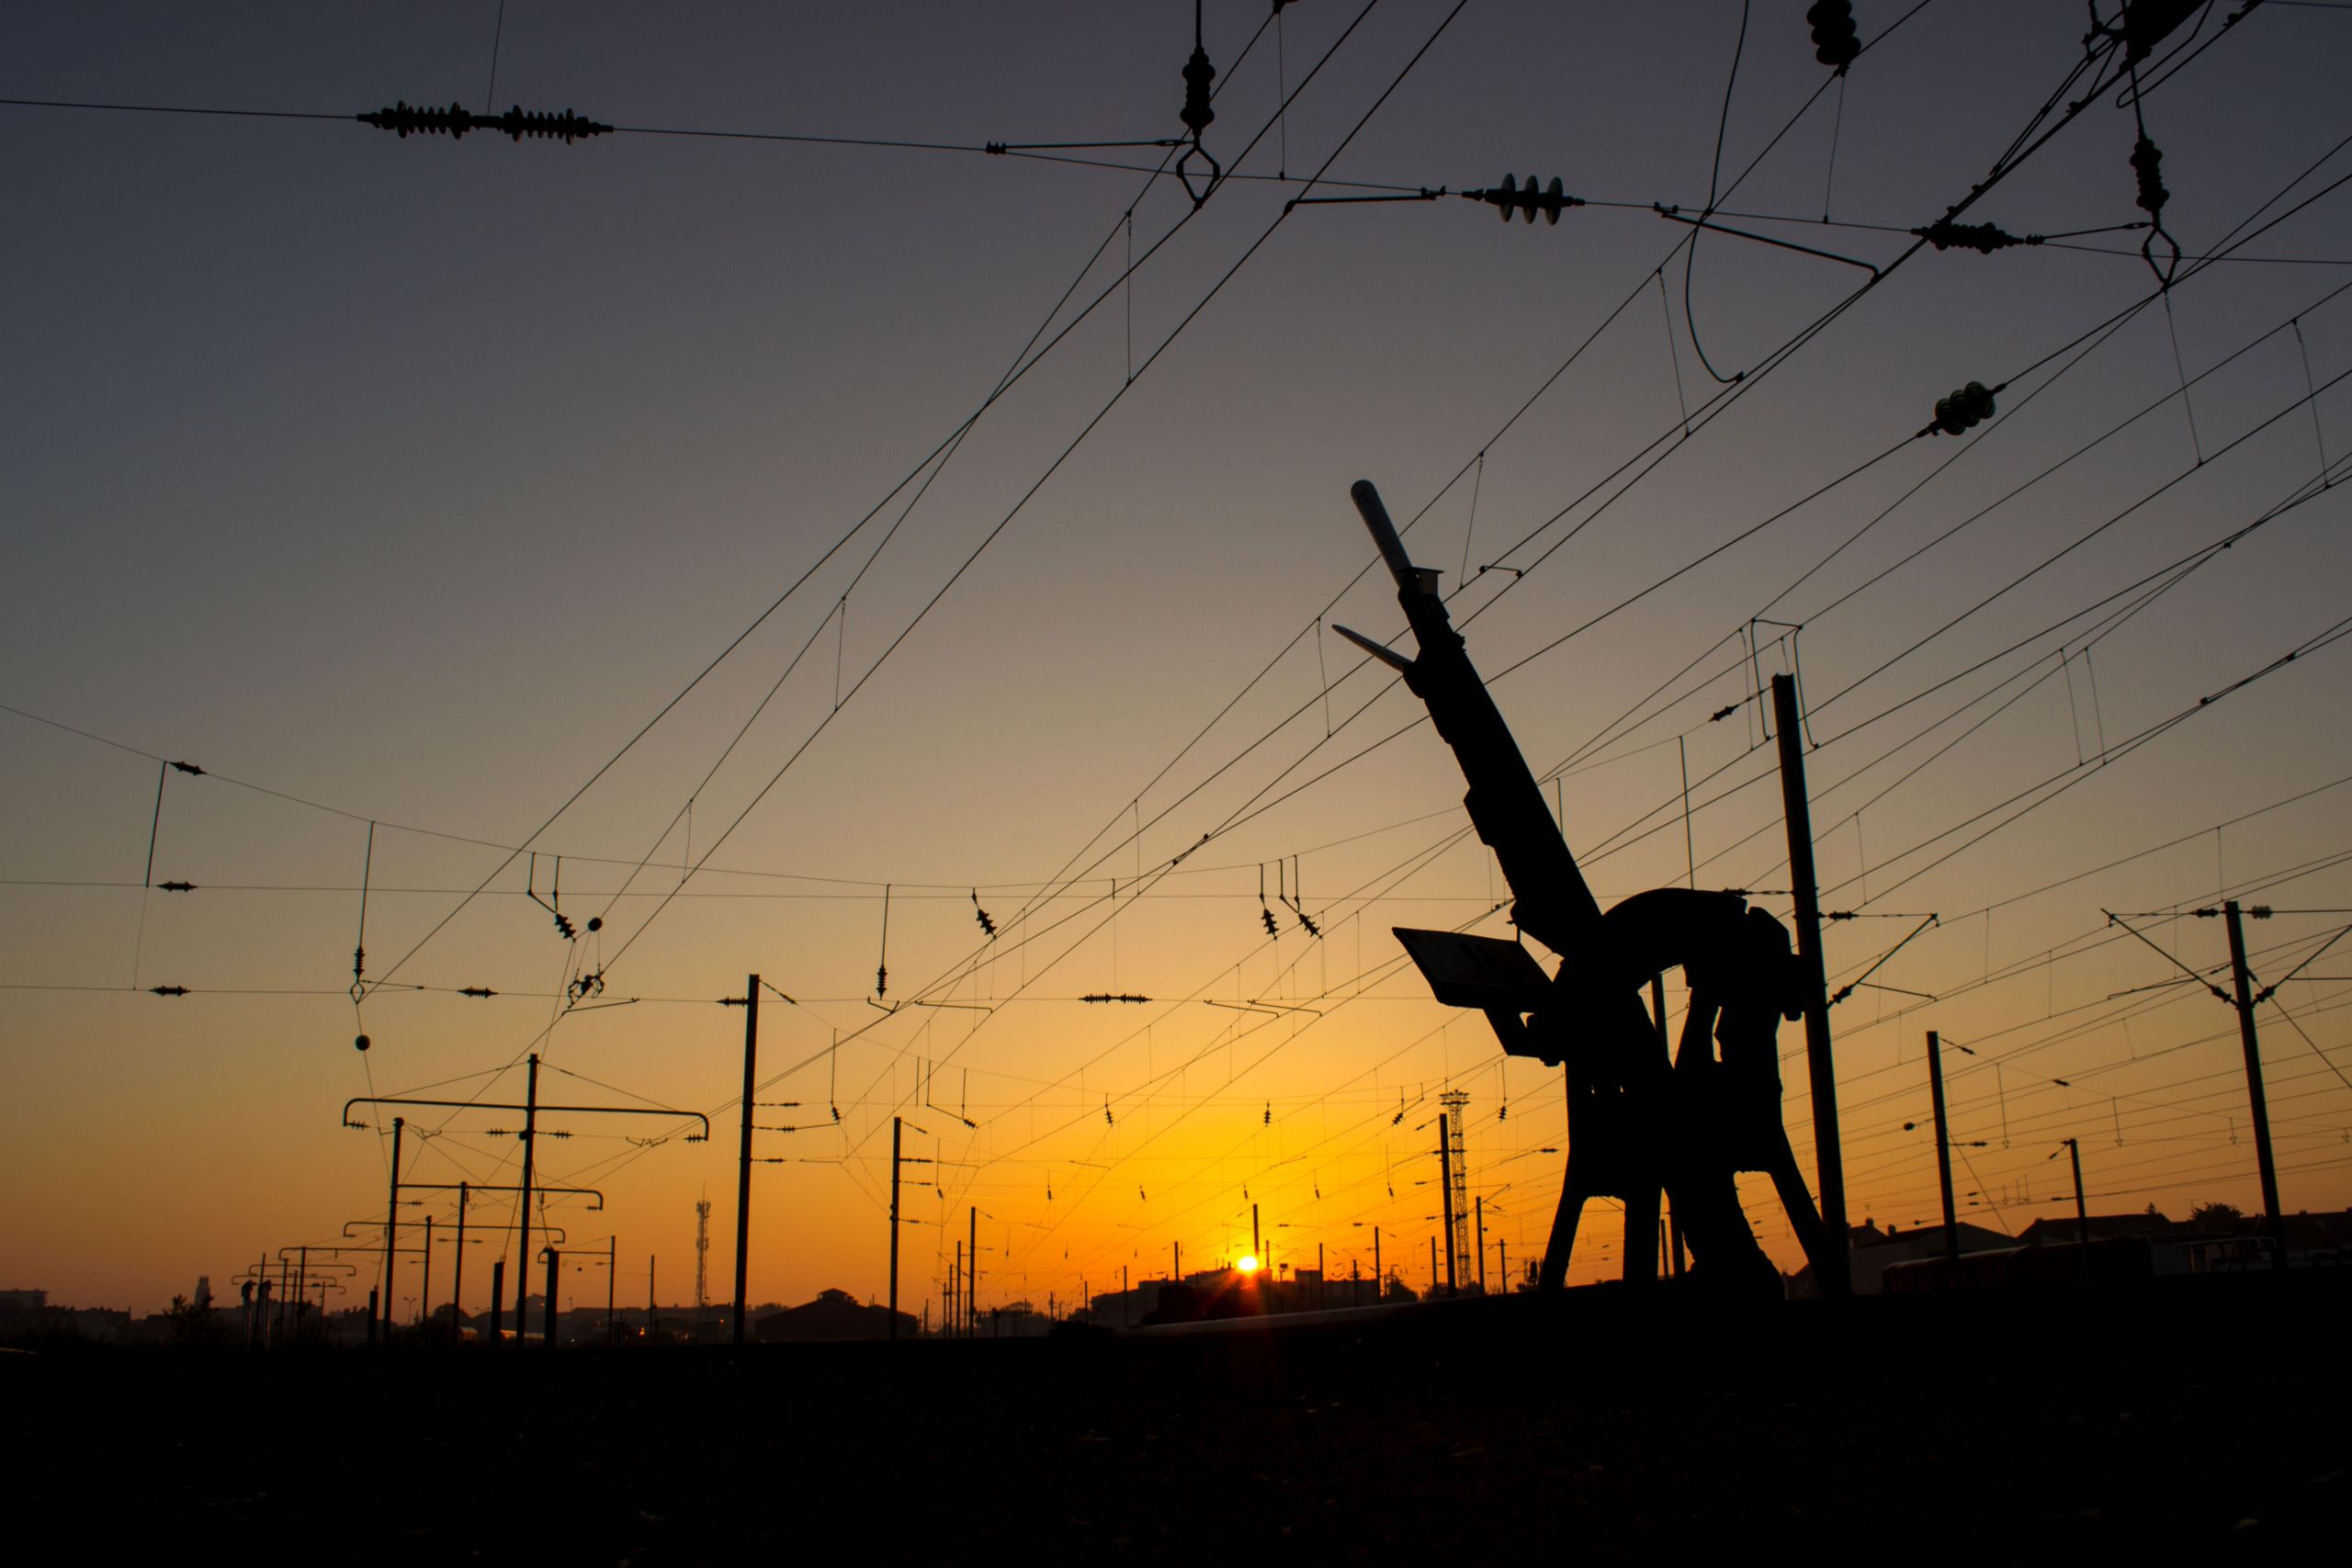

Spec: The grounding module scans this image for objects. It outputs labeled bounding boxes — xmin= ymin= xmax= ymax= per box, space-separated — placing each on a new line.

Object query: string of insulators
xmin=1263 ymin=1101 xmax=1272 ymax=1125
xmin=1081 ymin=992 xmax=1151 ymax=1004
xmin=458 ymin=986 xmax=496 ymax=998
xmin=1932 ymin=381 xmax=1996 ymax=435
xmin=168 ymin=760 xmax=206 ymax=776
xmin=1104 ymin=1098 xmax=1114 ymax=1126
xmin=358 ymin=102 xmax=612 ymax=144
xmin=1180 ymin=48 xmax=1216 ymax=138
xmin=1261 ymin=904 xmax=1281 ymax=937
xmin=971 ymin=890 xmax=996 ymax=940
xmin=1806 ymin=1 xmax=1860 ymax=69
xmin=2131 ymin=135 xmax=2168 ymax=217
xmin=159 ymin=880 xmax=196 ymax=892
xmin=1914 ymin=219 xmax=2041 ymax=254
xmin=1464 ymin=175 xmax=1578 ymax=225
xmin=151 ymin=985 xmax=188 ymax=997
xmin=1295 ymin=909 xmax=1322 ymax=939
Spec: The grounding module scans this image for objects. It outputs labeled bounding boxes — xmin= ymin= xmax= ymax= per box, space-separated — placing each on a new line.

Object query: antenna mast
xmin=694 ymin=1190 xmax=712 ymax=1311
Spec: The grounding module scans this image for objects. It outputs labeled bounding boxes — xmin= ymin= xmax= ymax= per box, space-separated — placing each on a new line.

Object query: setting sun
xmin=1237 ymin=1257 xmax=1260 ymax=1275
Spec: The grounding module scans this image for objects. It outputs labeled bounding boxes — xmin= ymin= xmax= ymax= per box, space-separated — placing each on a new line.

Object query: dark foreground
xmin=7 ymin=1275 xmax=2346 ymax=1562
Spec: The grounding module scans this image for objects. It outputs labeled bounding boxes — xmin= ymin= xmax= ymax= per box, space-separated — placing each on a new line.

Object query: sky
xmin=6 ymin=1 xmax=2352 ymax=1319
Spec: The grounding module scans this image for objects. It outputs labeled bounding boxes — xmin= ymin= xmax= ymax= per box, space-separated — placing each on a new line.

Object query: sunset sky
xmin=6 ymin=1 xmax=2352 ymax=1319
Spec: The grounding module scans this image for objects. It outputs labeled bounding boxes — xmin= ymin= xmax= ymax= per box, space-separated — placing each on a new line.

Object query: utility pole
xmin=489 ymin=1259 xmax=504 ymax=1344
xmin=2222 ymin=901 xmax=2290 ymax=1269
xmin=380 ymin=1115 xmax=404 ymax=1344
xmin=888 ymin=1117 xmax=902 ymax=1340
xmin=1172 ymin=1239 xmax=1181 ymax=1284
xmin=450 ymin=1181 xmax=469 ymax=1343
xmin=1927 ymin=1031 xmax=1961 ymax=1279
xmin=1436 ymin=1112 xmax=1456 ymax=1296
xmin=1475 ymin=1198 xmax=1486 ymax=1293
xmin=514 ymin=1054 xmax=540 ymax=1334
xmin=1498 ymin=1236 xmax=1509 ymax=1293
xmin=732 ymin=975 xmax=759 ymax=1347
xmin=647 ymin=1255 xmax=656 ymax=1345
xmin=542 ymin=1247 xmax=559 ymax=1348
xmin=607 ymin=1235 xmax=617 ymax=1348
xmin=1771 ymin=672 xmax=1850 ymax=1295
xmin=969 ymin=1207 xmax=979 ymax=1337
xmin=1251 ymin=1203 xmax=1261 ymax=1262
xmin=418 ymin=1213 xmax=434 ymax=1330
xmin=2062 ymin=1138 xmax=2088 ymax=1247
xmin=1373 ymin=1227 xmax=1381 ymax=1299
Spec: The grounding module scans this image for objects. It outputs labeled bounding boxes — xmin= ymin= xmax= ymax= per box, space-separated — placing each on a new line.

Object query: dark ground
xmin=6 ymin=1273 xmax=2346 ymax=1562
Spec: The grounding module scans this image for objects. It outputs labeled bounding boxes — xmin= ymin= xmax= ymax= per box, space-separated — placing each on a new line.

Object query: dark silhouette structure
xmin=1337 ymin=480 xmax=1840 ymax=1298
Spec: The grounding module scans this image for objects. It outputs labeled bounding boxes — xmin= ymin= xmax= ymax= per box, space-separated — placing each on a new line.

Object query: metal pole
xmin=2066 ymin=1138 xmax=2088 ymax=1248
xmin=1437 ymin=1113 xmax=1457 ymax=1296
xmin=1771 ymin=673 xmax=1850 ymax=1295
xmin=1317 ymin=1244 xmax=1325 ymax=1310
xmin=648 ymin=1255 xmax=656 ymax=1345
xmin=607 ymin=1235 xmax=616 ymax=1348
xmin=514 ymin=1054 xmax=540 ymax=1333
xmin=968 ymin=1206 xmax=978 ymax=1337
xmin=1475 ymin=1197 xmax=1486 ymax=1293
xmin=295 ymin=1247 xmax=308 ymax=1342
xmin=1498 ymin=1236 xmax=1509 ymax=1292
xmin=1374 ymin=1228 xmax=1381 ymax=1298
xmin=419 ymin=1214 xmax=434 ymax=1329
xmin=451 ymin=1182 xmax=468 ymax=1343
xmin=2222 ymin=901 xmax=2290 ymax=1269
xmin=1430 ymin=1234 xmax=1439 ymax=1295
xmin=542 ymin=1247 xmax=559 ymax=1348
xmin=1251 ymin=1202 xmax=1261 ymax=1261
xmin=381 ymin=1115 xmax=404 ymax=1344
xmin=888 ymin=1116 xmax=902 ymax=1339
xmin=733 ymin=975 xmax=759 ymax=1346
xmin=489 ymin=1259 xmax=503 ymax=1344
xmin=1927 ymin=1031 xmax=1960 ymax=1279
xmin=366 ymin=1287 xmax=378 ymax=1346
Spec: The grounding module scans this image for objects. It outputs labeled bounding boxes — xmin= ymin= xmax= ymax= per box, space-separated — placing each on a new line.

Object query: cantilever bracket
xmin=1333 ymin=623 xmax=1414 ymax=674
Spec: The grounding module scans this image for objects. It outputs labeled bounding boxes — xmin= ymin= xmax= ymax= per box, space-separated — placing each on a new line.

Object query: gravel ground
xmin=6 ymin=1273 xmax=2344 ymax=1562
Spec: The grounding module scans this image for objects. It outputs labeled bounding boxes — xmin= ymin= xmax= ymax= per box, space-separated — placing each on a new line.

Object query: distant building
xmin=2015 ymin=1210 xmax=2177 ymax=1247
xmin=1792 ymin=1218 xmax=2017 ymax=1295
xmin=755 ymin=1288 xmax=918 ymax=1343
